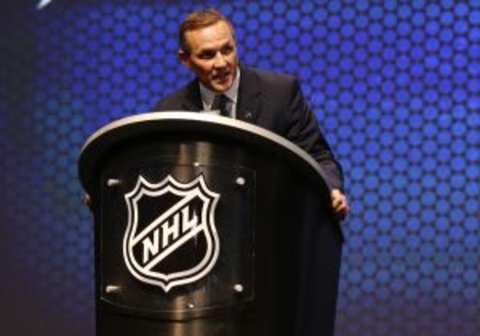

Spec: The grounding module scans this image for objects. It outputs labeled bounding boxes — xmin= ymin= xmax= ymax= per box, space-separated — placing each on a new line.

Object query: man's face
xmin=179 ymin=21 xmax=238 ymax=93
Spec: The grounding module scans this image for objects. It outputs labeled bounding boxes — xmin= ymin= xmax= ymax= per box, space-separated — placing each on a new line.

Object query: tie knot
xmin=212 ymin=94 xmax=231 ymax=117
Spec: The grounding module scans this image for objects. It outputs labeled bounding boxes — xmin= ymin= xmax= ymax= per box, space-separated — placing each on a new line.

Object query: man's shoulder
xmin=153 ymin=79 xmax=198 ymax=111
xmin=242 ymin=66 xmax=299 ymax=99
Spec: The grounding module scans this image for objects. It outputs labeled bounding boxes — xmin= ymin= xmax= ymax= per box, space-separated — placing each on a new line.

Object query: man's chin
xmin=211 ymin=81 xmax=233 ymax=93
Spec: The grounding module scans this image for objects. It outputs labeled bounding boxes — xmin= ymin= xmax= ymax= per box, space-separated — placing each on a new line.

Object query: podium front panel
xmin=98 ymin=144 xmax=255 ymax=318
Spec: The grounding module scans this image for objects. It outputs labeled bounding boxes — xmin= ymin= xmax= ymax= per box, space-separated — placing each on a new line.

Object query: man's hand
xmin=331 ymin=189 xmax=350 ymax=219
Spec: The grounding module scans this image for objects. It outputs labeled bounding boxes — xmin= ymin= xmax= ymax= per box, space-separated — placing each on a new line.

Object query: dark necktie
xmin=211 ymin=94 xmax=231 ymax=117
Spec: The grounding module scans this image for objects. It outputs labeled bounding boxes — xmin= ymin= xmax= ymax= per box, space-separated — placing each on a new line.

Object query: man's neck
xmin=199 ymin=67 xmax=241 ymax=109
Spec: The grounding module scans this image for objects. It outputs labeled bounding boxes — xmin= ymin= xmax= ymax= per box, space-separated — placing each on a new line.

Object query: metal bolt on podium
xmin=106 ymin=178 xmax=122 ymax=187
xmin=235 ymin=176 xmax=246 ymax=186
xmin=233 ymin=284 xmax=244 ymax=293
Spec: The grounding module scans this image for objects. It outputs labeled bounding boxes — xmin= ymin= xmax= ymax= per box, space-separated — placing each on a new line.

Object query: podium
xmin=79 ymin=112 xmax=342 ymax=336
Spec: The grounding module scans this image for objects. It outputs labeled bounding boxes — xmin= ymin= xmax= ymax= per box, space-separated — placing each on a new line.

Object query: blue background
xmin=1 ymin=1 xmax=478 ymax=335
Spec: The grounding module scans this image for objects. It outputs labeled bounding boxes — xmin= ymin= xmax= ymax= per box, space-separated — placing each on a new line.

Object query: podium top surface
xmin=79 ymin=111 xmax=332 ymax=192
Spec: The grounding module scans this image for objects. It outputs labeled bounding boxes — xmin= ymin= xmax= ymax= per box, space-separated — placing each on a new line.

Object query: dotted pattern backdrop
xmin=2 ymin=1 xmax=479 ymax=336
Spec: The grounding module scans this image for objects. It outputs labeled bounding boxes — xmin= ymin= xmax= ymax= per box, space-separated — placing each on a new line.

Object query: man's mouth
xmin=213 ymin=72 xmax=231 ymax=83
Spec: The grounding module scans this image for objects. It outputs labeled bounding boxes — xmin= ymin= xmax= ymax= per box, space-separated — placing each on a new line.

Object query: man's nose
xmin=213 ymin=52 xmax=227 ymax=68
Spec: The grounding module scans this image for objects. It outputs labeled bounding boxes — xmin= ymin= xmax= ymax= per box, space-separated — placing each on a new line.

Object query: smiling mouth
xmin=214 ymin=74 xmax=230 ymax=82
xmin=214 ymin=72 xmax=231 ymax=83
xmin=218 ymin=75 xmax=230 ymax=82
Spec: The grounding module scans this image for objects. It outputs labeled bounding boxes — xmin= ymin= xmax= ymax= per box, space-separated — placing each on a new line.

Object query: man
xmin=154 ymin=9 xmax=349 ymax=217
xmin=154 ymin=8 xmax=349 ymax=335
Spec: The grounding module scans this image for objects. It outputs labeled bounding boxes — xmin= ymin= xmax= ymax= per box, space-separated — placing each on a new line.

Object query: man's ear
xmin=178 ymin=49 xmax=191 ymax=69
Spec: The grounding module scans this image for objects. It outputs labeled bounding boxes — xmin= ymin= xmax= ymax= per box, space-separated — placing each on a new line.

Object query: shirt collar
xmin=199 ymin=67 xmax=240 ymax=109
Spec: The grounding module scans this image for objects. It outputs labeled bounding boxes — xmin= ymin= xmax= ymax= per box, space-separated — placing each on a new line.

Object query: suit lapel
xmin=236 ymin=67 xmax=261 ymax=124
xmin=181 ymin=79 xmax=203 ymax=111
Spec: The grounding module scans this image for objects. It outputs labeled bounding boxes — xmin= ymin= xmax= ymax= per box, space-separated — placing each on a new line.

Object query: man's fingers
xmin=332 ymin=196 xmax=342 ymax=208
xmin=331 ymin=189 xmax=350 ymax=216
xmin=336 ymin=202 xmax=349 ymax=214
xmin=333 ymin=199 xmax=347 ymax=212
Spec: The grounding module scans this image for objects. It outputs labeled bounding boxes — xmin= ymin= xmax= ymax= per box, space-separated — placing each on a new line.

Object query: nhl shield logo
xmin=123 ymin=174 xmax=220 ymax=292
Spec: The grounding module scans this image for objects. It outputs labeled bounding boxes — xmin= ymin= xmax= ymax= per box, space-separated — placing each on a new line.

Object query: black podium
xmin=79 ymin=112 xmax=342 ymax=336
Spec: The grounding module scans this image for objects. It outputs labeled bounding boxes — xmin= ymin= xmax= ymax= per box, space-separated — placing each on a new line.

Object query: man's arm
xmin=285 ymin=79 xmax=343 ymax=189
xmin=285 ymin=79 xmax=349 ymax=217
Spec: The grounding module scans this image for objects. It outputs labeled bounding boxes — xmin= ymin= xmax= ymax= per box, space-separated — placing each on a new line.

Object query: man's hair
xmin=179 ymin=8 xmax=235 ymax=53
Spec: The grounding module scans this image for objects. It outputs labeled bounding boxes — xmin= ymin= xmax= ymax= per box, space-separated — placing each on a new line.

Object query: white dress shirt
xmin=199 ymin=68 xmax=240 ymax=118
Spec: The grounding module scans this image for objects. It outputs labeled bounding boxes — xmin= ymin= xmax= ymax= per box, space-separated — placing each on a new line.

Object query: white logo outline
xmin=122 ymin=174 xmax=220 ymax=292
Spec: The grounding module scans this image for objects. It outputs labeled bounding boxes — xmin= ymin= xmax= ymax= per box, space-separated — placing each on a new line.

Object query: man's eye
xmin=221 ymin=46 xmax=233 ymax=54
xmin=199 ymin=51 xmax=215 ymax=59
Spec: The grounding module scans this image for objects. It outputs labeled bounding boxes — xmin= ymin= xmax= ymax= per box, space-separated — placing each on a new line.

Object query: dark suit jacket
xmin=154 ymin=66 xmax=344 ymax=335
xmin=154 ymin=66 xmax=344 ymax=191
